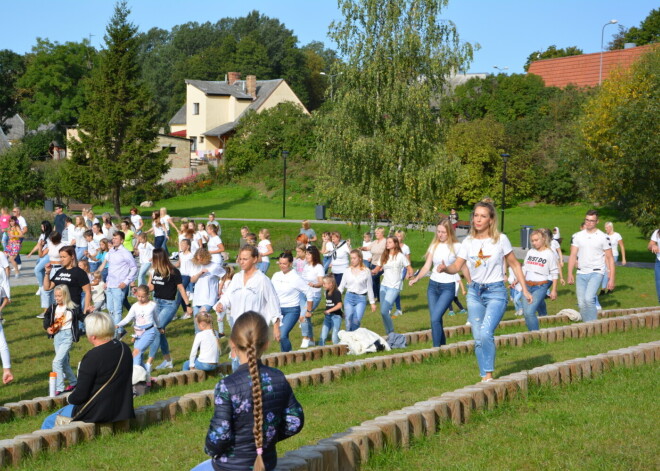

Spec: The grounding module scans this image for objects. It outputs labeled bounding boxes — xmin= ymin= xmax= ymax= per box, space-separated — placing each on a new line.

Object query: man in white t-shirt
xmin=649 ymin=229 xmax=660 ymax=303
xmin=567 ymin=210 xmax=615 ymax=322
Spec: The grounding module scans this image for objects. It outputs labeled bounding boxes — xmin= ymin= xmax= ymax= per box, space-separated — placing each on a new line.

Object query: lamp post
xmin=600 ymin=19 xmax=618 ymax=85
xmin=282 ymin=150 xmax=288 ymax=219
xmin=320 ymin=72 xmax=339 ymax=99
xmin=500 ymin=153 xmax=509 ymax=233
xmin=493 ymin=65 xmax=509 ymax=74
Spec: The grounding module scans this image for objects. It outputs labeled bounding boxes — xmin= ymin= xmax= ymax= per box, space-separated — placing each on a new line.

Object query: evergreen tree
xmin=68 ymin=1 xmax=168 ymax=215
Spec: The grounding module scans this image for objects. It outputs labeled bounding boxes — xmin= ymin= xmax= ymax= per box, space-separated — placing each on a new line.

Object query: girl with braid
xmin=197 ymin=311 xmax=304 ymax=471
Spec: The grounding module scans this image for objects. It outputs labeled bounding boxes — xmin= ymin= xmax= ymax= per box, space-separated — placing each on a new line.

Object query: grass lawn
xmin=364 ymin=362 xmax=660 ymax=471
xmin=12 ymin=329 xmax=659 ymax=470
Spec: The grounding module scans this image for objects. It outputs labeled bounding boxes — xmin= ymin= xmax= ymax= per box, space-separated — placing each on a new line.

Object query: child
xmin=199 ymin=311 xmax=304 ymax=471
xmin=195 ymin=223 xmax=209 ymax=247
xmin=447 ymin=276 xmax=468 ymax=316
xmin=393 ymin=230 xmax=411 ymax=317
xmin=216 ymin=266 xmax=235 ymax=338
xmin=191 ymin=247 xmax=226 ymax=322
xmin=257 ymin=229 xmax=273 ymax=273
xmin=90 ymin=271 xmax=106 ymax=312
xmin=0 ymin=250 xmax=9 ymax=323
xmin=97 ymin=239 xmax=110 ymax=282
xmin=134 ymin=232 xmax=154 ymax=287
xmin=183 ymin=311 xmax=219 ymax=371
xmin=115 ymin=285 xmax=159 ymax=374
xmin=508 ymin=266 xmax=524 ymax=317
xmin=176 ymin=238 xmax=195 ymax=316
xmin=239 ymin=225 xmax=250 ymax=247
xmin=43 ymin=285 xmax=83 ymax=395
xmin=293 ymin=244 xmax=307 ymax=275
xmin=319 ymin=275 xmax=343 ymax=346
xmin=245 ymin=232 xmax=257 ymax=246
xmin=84 ymin=230 xmax=101 ymax=272
xmin=360 ymin=231 xmax=373 ymax=269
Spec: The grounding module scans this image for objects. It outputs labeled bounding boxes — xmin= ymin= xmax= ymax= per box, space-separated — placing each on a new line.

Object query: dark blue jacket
xmin=205 ymin=362 xmax=304 ymax=471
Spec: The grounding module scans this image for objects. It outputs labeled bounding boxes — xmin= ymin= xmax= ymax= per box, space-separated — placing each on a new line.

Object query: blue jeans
xmin=178 ymin=275 xmax=191 ymax=312
xmin=258 ymin=261 xmax=270 ymax=274
xmin=40 ymin=265 xmax=62 ymax=309
xmin=322 ymin=256 xmax=332 ymax=272
xmin=53 ymin=329 xmax=76 ymax=392
xmin=466 ymin=281 xmax=508 ymax=378
xmin=395 ymin=268 xmax=407 ymax=311
xmin=333 ymin=273 xmax=343 ymax=287
xmin=133 ymin=327 xmax=157 ymax=366
xmin=372 ymin=270 xmax=382 ymax=302
xmin=601 ymin=254 xmax=618 ymax=289
xmin=42 ymin=404 xmax=75 ymax=430
xmin=183 ymin=359 xmax=217 ymax=371
xmin=655 ymin=259 xmax=660 ymax=303
xmin=344 ymin=292 xmax=368 ymax=332
xmin=34 ymin=255 xmax=49 ymax=289
xmin=379 ymin=286 xmax=399 ymax=334
xmin=279 ymin=306 xmax=300 ymax=352
xmin=300 ymin=293 xmax=321 ymax=339
xmin=576 ymin=272 xmax=604 ymax=322
xmin=75 ymin=246 xmax=87 ymax=261
xmin=106 ymin=287 xmax=126 ymax=334
xmin=89 ymin=261 xmax=100 ymax=273
xmin=522 ymin=282 xmax=551 ymax=331
xmin=137 ymin=262 xmax=151 ymax=287
xmin=510 ymin=287 xmax=523 ymax=313
xmin=150 ymin=298 xmax=179 ymax=358
xmin=319 ymin=314 xmax=342 ymax=345
xmin=193 ymin=305 xmax=213 ymax=334
xmin=427 ymin=281 xmax=455 ymax=347
xmin=154 ymin=235 xmax=166 ymax=250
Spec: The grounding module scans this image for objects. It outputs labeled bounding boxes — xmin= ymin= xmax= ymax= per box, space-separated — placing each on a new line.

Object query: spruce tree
xmin=68 ymin=1 xmax=168 ymax=215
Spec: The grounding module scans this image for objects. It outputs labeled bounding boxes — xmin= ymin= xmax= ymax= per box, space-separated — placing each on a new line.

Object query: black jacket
xmin=67 ymin=339 xmax=135 ymax=423
xmin=205 ymin=362 xmax=304 ymax=471
xmin=43 ymin=304 xmax=84 ymax=342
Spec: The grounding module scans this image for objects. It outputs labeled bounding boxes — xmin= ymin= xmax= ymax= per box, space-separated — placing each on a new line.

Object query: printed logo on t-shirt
xmin=471 ymin=247 xmax=491 ymax=268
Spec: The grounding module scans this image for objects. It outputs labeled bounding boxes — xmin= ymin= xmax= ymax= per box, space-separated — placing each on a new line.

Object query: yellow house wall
xmin=257 ymin=81 xmax=310 ymax=115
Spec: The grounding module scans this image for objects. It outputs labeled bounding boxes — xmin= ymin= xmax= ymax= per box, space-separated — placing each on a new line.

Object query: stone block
xmin=472 ymin=383 xmax=497 ymax=410
xmin=408 ymin=332 xmax=420 ymax=344
xmin=309 ymin=369 xmax=324 ymax=385
xmin=56 ymin=424 xmax=81 ymax=447
xmin=390 ymin=408 xmax=424 ymax=439
xmin=615 ymin=317 xmax=624 ymax=331
xmin=508 ymin=372 xmax=529 ymax=397
xmin=382 ymin=413 xmax=411 ymax=447
xmin=632 ymin=348 xmax=646 ymax=366
xmin=577 ymin=324 xmax=588 ymax=338
xmin=286 ymin=373 xmax=301 ymax=389
xmin=312 ymin=348 xmax=323 ymax=361
xmin=425 ymin=398 xmax=452 ymax=423
xmin=447 ymin=344 xmax=459 ymax=357
xmin=407 ymin=404 xmax=437 ymax=436
xmin=579 ymin=359 xmax=592 ymax=379
xmin=320 ymin=368 xmax=333 ymax=384
xmin=286 ymin=448 xmax=325 ymax=471
xmin=32 ymin=397 xmax=55 ymax=413
xmin=461 ymin=387 xmax=487 ymax=411
xmin=177 ymin=396 xmax=195 ymax=415
xmin=96 ymin=422 xmax=114 ymax=437
xmin=188 ymin=393 xmax=210 ymax=411
xmin=556 ymin=363 xmax=571 ymax=385
xmin=13 ymin=434 xmax=42 ymax=457
xmin=144 ymin=405 xmax=163 ymax=425
xmin=31 ymin=429 xmax=61 ymax=453
xmin=346 ymin=424 xmax=384 ymax=460
xmin=531 ymin=331 xmax=542 ymax=342
xmin=0 ymin=439 xmax=22 ymax=467
xmin=4 ymin=402 xmax=26 ymax=419
xmin=439 ymin=393 xmax=464 ymax=425
xmin=361 ymin=418 xmax=397 ymax=447
xmin=318 ymin=433 xmax=360 ymax=471
xmin=161 ymin=374 xmax=176 ymax=388
xmin=17 ymin=400 xmax=39 ymax=417
xmin=71 ymin=420 xmax=96 ymax=441
xmin=412 ymin=351 xmax=423 ymax=363
xmin=159 ymin=399 xmax=179 ymax=421
xmin=283 ymin=352 xmax=295 ymax=366
xmin=0 ymin=407 xmax=10 ymax=423
xmin=276 ymin=455 xmax=310 ymax=471
xmin=327 ymin=366 xmax=344 ymax=381
xmin=298 ymin=444 xmax=338 ymax=471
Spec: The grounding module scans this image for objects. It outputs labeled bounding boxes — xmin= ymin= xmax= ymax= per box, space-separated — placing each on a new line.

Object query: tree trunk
xmin=112 ymin=185 xmax=121 ymax=218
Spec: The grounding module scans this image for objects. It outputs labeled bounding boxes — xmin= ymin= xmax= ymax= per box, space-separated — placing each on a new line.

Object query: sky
xmin=1 ymin=0 xmax=656 ymax=74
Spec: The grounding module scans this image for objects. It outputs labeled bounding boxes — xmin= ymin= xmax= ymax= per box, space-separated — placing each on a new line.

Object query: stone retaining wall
xmin=0 ymin=310 xmax=657 ymax=468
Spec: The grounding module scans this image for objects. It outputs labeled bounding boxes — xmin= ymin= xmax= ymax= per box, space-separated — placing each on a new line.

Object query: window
xmin=190 ymin=137 xmax=197 ymax=152
xmin=193 ymin=103 xmax=200 ymax=115
xmin=199 ymin=136 xmax=204 ymax=143
xmin=161 ymin=146 xmax=176 ymax=154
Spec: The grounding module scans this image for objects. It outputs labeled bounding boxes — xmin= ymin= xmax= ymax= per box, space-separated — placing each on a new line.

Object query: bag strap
xmin=70 ymin=341 xmax=125 ymax=421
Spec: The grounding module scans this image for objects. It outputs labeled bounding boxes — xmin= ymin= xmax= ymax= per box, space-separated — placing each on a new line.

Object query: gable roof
xmin=169 ymin=105 xmax=186 ymax=126
xmin=4 ymin=114 xmax=25 ymax=141
xmin=527 ymin=43 xmax=656 ymax=88
xmin=0 ymin=127 xmax=10 ymax=153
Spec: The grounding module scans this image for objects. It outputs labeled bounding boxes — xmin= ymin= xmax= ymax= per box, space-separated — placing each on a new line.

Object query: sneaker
xmin=300 ymin=339 xmax=309 ymax=349
xmin=54 ymin=390 xmax=64 ymax=396
xmin=155 ymin=360 xmax=174 ymax=370
xmin=393 ymin=309 xmax=402 ymax=317
xmin=145 ymin=363 xmax=152 ymax=377
xmin=465 ymin=321 xmax=471 ymax=326
xmin=448 ymin=310 xmax=456 ymax=316
xmin=64 ymin=384 xmax=76 ymax=393
xmin=458 ymin=309 xmax=467 ymax=315
xmin=515 ymin=309 xmax=523 ymax=316
xmin=36 ymin=312 xmax=45 ymax=319
xmin=308 ymin=340 xmax=315 ymax=347
xmin=36 ymin=288 xmax=41 ymax=296
xmin=181 ymin=313 xmax=193 ymax=320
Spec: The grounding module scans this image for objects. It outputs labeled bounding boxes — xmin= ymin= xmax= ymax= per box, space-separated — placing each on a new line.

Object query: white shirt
xmin=652 ymin=230 xmax=660 ymax=262
xmin=208 ymin=235 xmax=223 ymax=264
xmin=457 ymin=235 xmax=513 ymax=284
xmin=66 ymin=223 xmax=76 ymax=245
xmin=571 ymin=229 xmax=611 ymax=274
xmin=16 ymin=216 xmax=27 ymax=232
xmin=400 ymin=243 xmax=410 ymax=257
xmin=86 ymin=239 xmax=99 ymax=258
xmin=193 ymin=262 xmax=225 ymax=307
xmin=117 ymin=301 xmax=159 ymax=332
xmin=257 ymin=239 xmax=272 ymax=263
xmin=0 ymin=252 xmax=10 ymax=301
xmin=178 ymin=251 xmax=195 ymax=276
xmin=93 ymin=232 xmax=105 ymax=243
xmin=136 ymin=242 xmax=154 ymax=264
xmin=522 ymin=248 xmax=559 ymax=282
xmin=361 ymin=240 xmax=373 ymax=261
xmin=130 ymin=214 xmax=143 ymax=231
xmin=608 ymin=232 xmax=622 ymax=258
xmin=161 ymin=215 xmax=171 ymax=231
xmin=323 ymin=241 xmax=335 ymax=256
xmin=73 ymin=227 xmax=88 ymax=248
xmin=54 ymin=305 xmax=72 ymax=331
xmin=550 ymin=239 xmax=562 ymax=261
xmin=189 ymin=329 xmax=219 ymax=366
xmin=152 ymin=225 xmax=166 ymax=237
xmin=376 ymin=252 xmax=410 ymax=290
xmin=338 ymin=266 xmax=375 ymax=304
xmin=271 ymin=270 xmax=312 ymax=308
xmin=194 ymin=230 xmax=208 ymax=245
xmin=48 ymin=242 xmax=67 ymax=264
xmin=331 ymin=241 xmax=351 ymax=274
xmin=428 ymin=242 xmax=462 ymax=284
xmin=301 ymin=263 xmax=325 ymax=296
xmin=217 ymin=270 xmax=281 ymax=326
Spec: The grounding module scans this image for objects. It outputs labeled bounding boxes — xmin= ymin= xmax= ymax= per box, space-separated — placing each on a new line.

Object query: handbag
xmin=54 ymin=342 xmax=125 ymax=426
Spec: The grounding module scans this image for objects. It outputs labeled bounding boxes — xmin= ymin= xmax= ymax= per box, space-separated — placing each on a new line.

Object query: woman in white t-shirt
xmin=338 ymin=249 xmax=376 ymax=332
xmin=393 ymin=230 xmax=411 ymax=316
xmin=372 ymin=236 xmax=412 ymax=335
xmin=601 ymin=222 xmax=626 ymax=295
xmin=330 ymin=231 xmax=351 ymax=286
xmin=206 ymin=224 xmax=225 ymax=265
xmin=520 ymin=229 xmax=559 ymax=331
xmin=409 ymin=219 xmax=471 ymax=347
xmin=73 ymin=217 xmax=89 ymax=261
xmin=438 ymin=202 xmax=531 ymax=382
xmin=129 ymin=207 xmax=143 ymax=234
xmin=257 ymin=229 xmax=273 ymax=274
xmin=299 ymin=246 xmax=325 ymax=347
xmin=649 ymin=227 xmax=660 ymax=303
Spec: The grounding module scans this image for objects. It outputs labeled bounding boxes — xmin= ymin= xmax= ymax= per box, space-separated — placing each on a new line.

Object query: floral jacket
xmin=205 ymin=362 xmax=304 ymax=471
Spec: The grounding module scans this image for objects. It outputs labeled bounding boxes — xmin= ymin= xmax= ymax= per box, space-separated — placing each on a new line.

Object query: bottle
xmin=49 ymin=372 xmax=57 ymax=397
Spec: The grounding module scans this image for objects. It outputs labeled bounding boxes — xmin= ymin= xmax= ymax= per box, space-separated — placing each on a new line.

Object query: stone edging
xmin=0 ymin=310 xmax=657 ymax=467
xmin=274 ymin=338 xmax=660 ymax=471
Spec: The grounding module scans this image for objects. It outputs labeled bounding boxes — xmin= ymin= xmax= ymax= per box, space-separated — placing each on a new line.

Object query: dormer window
xmin=193 ymin=103 xmax=200 ymax=115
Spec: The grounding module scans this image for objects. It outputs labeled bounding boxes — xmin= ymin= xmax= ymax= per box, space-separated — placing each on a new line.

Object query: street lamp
xmin=600 ymin=19 xmax=618 ymax=85
xmin=493 ymin=65 xmax=509 ymax=74
xmin=320 ymin=72 xmax=339 ymax=99
xmin=500 ymin=153 xmax=509 ymax=233
xmin=282 ymin=150 xmax=288 ymax=219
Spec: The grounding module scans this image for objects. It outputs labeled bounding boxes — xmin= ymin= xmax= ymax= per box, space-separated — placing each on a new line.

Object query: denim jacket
xmin=205 ymin=362 xmax=304 ymax=471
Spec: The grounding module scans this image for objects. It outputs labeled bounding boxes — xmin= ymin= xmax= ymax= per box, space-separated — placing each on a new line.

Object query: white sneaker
xmin=465 ymin=321 xmax=471 ymax=326
xmin=307 ymin=340 xmax=315 ymax=347
xmin=36 ymin=288 xmax=41 ymax=296
xmin=145 ymin=363 xmax=152 ymax=377
xmin=393 ymin=309 xmax=402 ymax=317
xmin=155 ymin=360 xmax=174 ymax=370
xmin=300 ymin=339 xmax=309 ymax=349
xmin=515 ymin=309 xmax=523 ymax=316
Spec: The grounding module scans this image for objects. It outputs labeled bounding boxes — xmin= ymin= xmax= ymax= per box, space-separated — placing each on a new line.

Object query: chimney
xmin=246 ymin=75 xmax=257 ymax=99
xmin=227 ymin=72 xmax=241 ymax=85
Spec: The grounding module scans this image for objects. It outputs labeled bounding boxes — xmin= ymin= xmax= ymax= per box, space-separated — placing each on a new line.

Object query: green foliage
xmin=316 ymin=0 xmax=473 ymax=225
xmin=0 ymin=144 xmax=43 ymax=206
xmin=608 ymin=8 xmax=660 ymax=50
xmin=0 ymin=49 xmax=25 ymax=130
xmin=224 ymin=102 xmax=315 ymax=176
xmin=580 ymin=47 xmax=660 ymax=235
xmin=68 ymin=1 xmax=169 ymax=215
xmin=524 ymin=45 xmax=583 ymax=72
xmin=16 ymin=38 xmax=96 ymax=128
xmin=19 ymin=129 xmax=63 ymax=160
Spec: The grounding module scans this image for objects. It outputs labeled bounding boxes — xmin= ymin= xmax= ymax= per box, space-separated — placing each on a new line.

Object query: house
xmin=0 ymin=127 xmax=10 ymax=154
xmin=3 ymin=114 xmax=25 ymax=144
xmin=527 ymin=43 xmax=656 ymax=88
xmin=169 ymin=72 xmax=309 ymax=161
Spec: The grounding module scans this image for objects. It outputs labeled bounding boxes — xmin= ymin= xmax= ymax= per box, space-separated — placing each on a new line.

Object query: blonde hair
xmin=259 ymin=228 xmax=270 ymax=239
xmin=429 ymin=219 xmax=459 ymax=255
xmin=54 ymin=285 xmax=76 ymax=309
xmin=75 ymin=216 xmax=86 ymax=228
xmin=193 ymin=246 xmax=212 ymax=266
xmin=349 ymin=249 xmax=365 ymax=270
xmin=469 ymin=201 xmax=500 ymax=242
xmin=323 ymin=275 xmax=337 ymax=294
xmin=195 ymin=311 xmax=212 ymax=326
xmin=85 ymin=312 xmax=115 ymax=340
xmin=301 ymin=220 xmax=311 ymax=230
xmin=230 ymin=312 xmax=269 ymax=471
xmin=531 ymin=229 xmax=550 ymax=250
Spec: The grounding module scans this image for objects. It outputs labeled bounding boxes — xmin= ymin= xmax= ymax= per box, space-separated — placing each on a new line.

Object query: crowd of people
xmin=0 ymin=201 xmax=657 ymax=470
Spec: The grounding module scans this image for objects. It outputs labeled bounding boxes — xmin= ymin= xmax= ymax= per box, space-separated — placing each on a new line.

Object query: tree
xmin=0 ymin=50 xmax=25 ymax=131
xmin=0 ymin=144 xmax=43 ymax=206
xmin=524 ymin=45 xmax=583 ymax=72
xmin=580 ymin=47 xmax=660 ymax=234
xmin=17 ymin=39 xmax=96 ymax=128
xmin=608 ymin=8 xmax=660 ymax=50
xmin=314 ymin=0 xmax=473 ymax=225
xmin=68 ymin=1 xmax=169 ymax=216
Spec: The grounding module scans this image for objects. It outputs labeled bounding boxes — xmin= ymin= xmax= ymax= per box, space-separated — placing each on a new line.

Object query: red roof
xmin=527 ymin=44 xmax=657 ymax=88
xmin=170 ymin=129 xmax=186 ymax=137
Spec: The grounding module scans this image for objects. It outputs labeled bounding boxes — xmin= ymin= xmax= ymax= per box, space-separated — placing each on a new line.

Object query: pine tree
xmin=68 ymin=1 xmax=168 ymax=215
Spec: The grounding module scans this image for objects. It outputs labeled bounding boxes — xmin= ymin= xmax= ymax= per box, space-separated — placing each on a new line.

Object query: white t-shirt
xmin=271 ymin=270 xmax=312 ymax=308
xmin=338 ymin=267 xmax=375 ymax=304
xmin=152 ymin=225 xmax=166 ymax=237
xmin=550 ymin=239 xmax=562 ymax=262
xmin=178 ymin=251 xmax=195 ymax=276
xmin=48 ymin=242 xmax=67 ymax=264
xmin=161 ymin=215 xmax=171 ymax=231
xmin=361 ymin=240 xmax=373 ymax=261
xmin=571 ymin=229 xmax=611 ymax=274
xmin=136 ymin=242 xmax=154 ymax=264
xmin=301 ymin=263 xmax=325 ymax=296
xmin=457 ymin=235 xmax=513 ymax=284
xmin=652 ymin=230 xmax=660 ymax=262
xmin=189 ymin=329 xmax=218 ymax=366
xmin=192 ymin=262 xmax=225 ymax=307
xmin=428 ymin=242 xmax=462 ymax=284
xmin=66 ymin=223 xmax=76 ymax=245
xmin=117 ymin=300 xmax=158 ymax=331
xmin=331 ymin=241 xmax=351 ymax=274
xmin=400 ymin=243 xmax=410 ymax=257
xmin=130 ymin=214 xmax=143 ymax=231
xmin=93 ymin=232 xmax=105 ymax=243
xmin=217 ymin=270 xmax=281 ymax=326
xmin=16 ymin=216 xmax=27 ymax=232
xmin=323 ymin=241 xmax=335 ymax=256
xmin=86 ymin=239 xmax=100 ymax=258
xmin=54 ymin=305 xmax=72 ymax=330
xmin=194 ymin=230 xmax=208 ymax=245
xmin=208 ymin=235 xmax=223 ymax=264
xmin=522 ymin=247 xmax=559 ymax=282
xmin=258 ymin=239 xmax=272 ymax=263
xmin=608 ymin=232 xmax=622 ymax=258
xmin=377 ymin=252 xmax=410 ymax=290
xmin=73 ymin=227 xmax=88 ymax=248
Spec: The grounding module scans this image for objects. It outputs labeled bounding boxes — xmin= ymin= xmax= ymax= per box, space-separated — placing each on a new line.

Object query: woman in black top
xmin=41 ymin=311 xmax=134 ymax=429
xmin=147 ymin=249 xmax=192 ymax=371
xmin=43 ymin=245 xmax=93 ymax=314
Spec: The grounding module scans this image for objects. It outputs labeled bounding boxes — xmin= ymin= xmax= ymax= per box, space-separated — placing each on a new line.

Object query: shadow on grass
xmin=497 ymin=354 xmax=555 ymax=377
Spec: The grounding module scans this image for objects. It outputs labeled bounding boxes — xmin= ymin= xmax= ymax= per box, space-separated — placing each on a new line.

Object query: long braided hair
xmin=230 ymin=311 xmax=270 ymax=471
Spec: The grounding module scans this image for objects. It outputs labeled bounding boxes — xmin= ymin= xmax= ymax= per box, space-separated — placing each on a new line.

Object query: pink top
xmin=0 ymin=215 xmax=9 ymax=231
